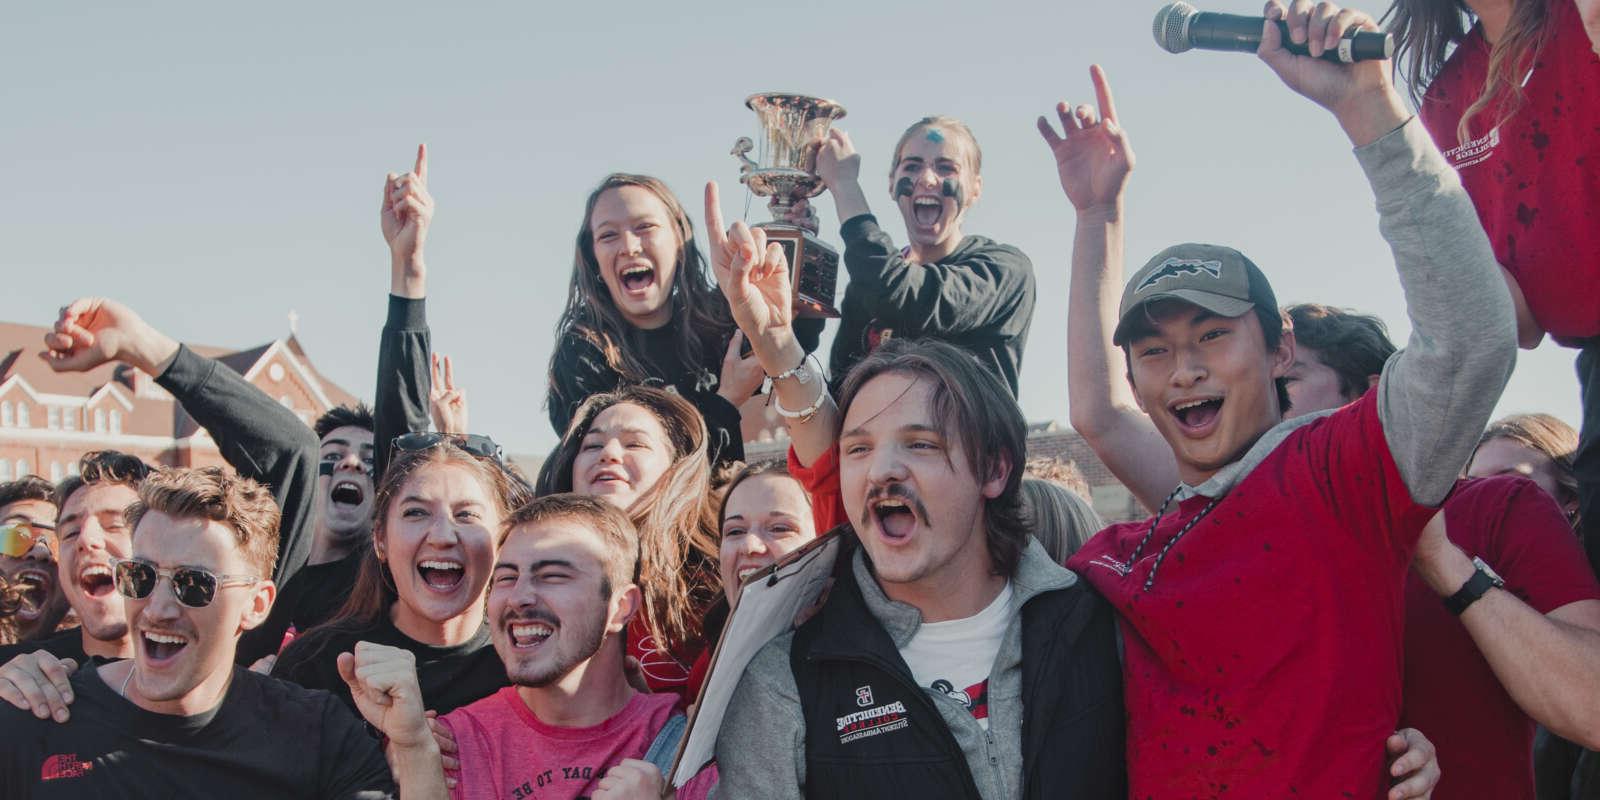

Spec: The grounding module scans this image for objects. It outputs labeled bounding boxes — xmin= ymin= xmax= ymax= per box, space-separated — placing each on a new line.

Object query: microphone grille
xmin=1152 ymin=2 xmax=1199 ymax=54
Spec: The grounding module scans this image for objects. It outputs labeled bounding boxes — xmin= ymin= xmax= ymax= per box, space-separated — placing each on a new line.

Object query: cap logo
xmin=1135 ymin=258 xmax=1223 ymax=294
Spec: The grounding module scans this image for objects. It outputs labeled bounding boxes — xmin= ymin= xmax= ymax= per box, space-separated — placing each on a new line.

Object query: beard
xmin=502 ymin=610 xmax=609 ymax=689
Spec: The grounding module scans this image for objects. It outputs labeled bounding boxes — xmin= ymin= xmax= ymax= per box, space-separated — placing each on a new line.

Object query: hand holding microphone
xmin=1154 ymin=1 xmax=1393 ymax=63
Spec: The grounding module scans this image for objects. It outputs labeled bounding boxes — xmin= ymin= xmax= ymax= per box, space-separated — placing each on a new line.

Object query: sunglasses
xmin=111 ymin=557 xmax=258 ymax=609
xmin=392 ymin=431 xmax=507 ymax=462
xmin=0 ymin=522 xmax=57 ymax=559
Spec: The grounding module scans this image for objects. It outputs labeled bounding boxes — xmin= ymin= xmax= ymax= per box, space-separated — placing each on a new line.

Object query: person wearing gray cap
xmin=1035 ymin=0 xmax=1517 ymax=795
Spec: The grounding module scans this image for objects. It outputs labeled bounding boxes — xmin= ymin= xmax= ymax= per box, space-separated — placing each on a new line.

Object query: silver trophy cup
xmin=732 ymin=92 xmax=846 ymax=318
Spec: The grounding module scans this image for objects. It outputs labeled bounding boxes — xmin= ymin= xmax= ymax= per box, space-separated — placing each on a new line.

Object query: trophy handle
xmin=732 ymin=137 xmax=759 ymax=182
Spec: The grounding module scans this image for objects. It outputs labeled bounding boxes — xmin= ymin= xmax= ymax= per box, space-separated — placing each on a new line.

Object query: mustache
xmin=864 ymin=483 xmax=931 ymax=523
xmin=499 ymin=607 xmax=559 ymax=629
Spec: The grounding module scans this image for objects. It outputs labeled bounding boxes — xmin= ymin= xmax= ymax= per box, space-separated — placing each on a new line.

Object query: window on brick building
xmin=50 ymin=463 xmax=63 ymax=482
xmin=63 ymin=410 xmax=76 ymax=431
xmin=0 ymin=402 xmax=11 ymax=427
xmin=16 ymin=460 xmax=29 ymax=477
xmin=17 ymin=405 xmax=29 ymax=428
xmin=110 ymin=410 xmax=122 ymax=434
xmin=47 ymin=407 xmax=60 ymax=430
xmin=0 ymin=461 xmax=10 ymax=481
xmin=95 ymin=408 xmax=106 ymax=433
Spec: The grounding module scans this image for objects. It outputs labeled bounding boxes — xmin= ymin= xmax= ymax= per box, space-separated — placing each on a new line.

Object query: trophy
xmin=731 ymin=92 xmax=846 ymax=318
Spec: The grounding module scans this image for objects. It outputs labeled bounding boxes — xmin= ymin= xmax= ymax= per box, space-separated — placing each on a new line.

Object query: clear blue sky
xmin=2 ymin=0 xmax=1577 ymax=455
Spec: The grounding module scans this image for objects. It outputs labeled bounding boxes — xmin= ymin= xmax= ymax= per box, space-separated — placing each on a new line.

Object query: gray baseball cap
xmin=1112 ymin=243 xmax=1278 ymax=346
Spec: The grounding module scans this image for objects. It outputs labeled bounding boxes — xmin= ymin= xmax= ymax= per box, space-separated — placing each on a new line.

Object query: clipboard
xmin=667 ymin=526 xmax=846 ymax=788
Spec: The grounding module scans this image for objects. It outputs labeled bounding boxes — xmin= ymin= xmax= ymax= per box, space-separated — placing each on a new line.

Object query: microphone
xmin=1153 ymin=1 xmax=1395 ymax=63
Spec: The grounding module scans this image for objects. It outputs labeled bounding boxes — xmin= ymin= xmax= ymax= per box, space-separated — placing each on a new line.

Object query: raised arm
xmin=373 ymin=144 xmax=435 ymax=482
xmin=338 ymin=642 xmax=449 ymax=799
xmin=1255 ymin=0 xmax=1516 ymax=505
xmin=1038 ymin=66 xmax=1178 ymax=512
xmin=705 ymin=182 xmax=838 ymax=468
xmin=41 ymin=298 xmax=319 ymax=583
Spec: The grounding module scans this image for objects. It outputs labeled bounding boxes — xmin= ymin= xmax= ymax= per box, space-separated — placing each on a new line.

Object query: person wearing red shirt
xmin=1393 ymin=0 xmax=1600 ymax=579
xmin=1033 ymin=0 xmax=1520 ymax=793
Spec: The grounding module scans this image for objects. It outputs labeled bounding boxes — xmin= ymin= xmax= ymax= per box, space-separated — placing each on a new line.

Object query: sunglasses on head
xmin=391 ymin=431 xmax=507 ymax=463
xmin=0 ymin=522 xmax=57 ymax=559
xmin=111 ymin=557 xmax=258 ymax=609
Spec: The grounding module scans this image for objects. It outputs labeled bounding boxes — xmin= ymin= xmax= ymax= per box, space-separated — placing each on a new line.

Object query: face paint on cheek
xmin=940 ymin=178 xmax=964 ymax=214
xmin=894 ymin=177 xmax=914 ymax=200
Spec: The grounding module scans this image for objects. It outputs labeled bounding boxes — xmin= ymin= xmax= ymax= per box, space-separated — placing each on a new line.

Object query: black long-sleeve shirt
xmin=828 ymin=214 xmax=1036 ymax=397
xmin=546 ymin=319 xmax=822 ymax=467
xmin=155 ymin=345 xmax=320 ymax=585
xmin=372 ymin=295 xmax=432 ymax=483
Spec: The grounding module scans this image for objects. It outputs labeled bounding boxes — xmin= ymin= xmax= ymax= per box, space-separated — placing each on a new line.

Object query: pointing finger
xmin=414 ymin=143 xmax=427 ymax=184
xmin=704 ymin=181 xmax=728 ymax=251
xmin=1090 ymin=64 xmax=1120 ymax=124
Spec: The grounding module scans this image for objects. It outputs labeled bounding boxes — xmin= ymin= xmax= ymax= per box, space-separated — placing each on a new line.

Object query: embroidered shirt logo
xmin=1085 ymin=554 xmax=1133 ymax=577
xmin=1135 ymin=258 xmax=1223 ymax=293
xmin=836 ymin=700 xmax=910 ymax=744
xmin=855 ymin=685 xmax=874 ymax=707
xmin=40 ymin=753 xmax=94 ymax=781
xmin=1440 ymin=126 xmax=1500 ymax=170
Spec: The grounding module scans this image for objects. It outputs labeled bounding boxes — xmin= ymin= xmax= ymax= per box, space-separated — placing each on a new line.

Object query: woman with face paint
xmin=271 ymin=440 xmax=530 ymax=715
xmin=547 ymin=174 xmax=823 ymax=467
xmin=536 ymin=385 xmax=724 ymax=701
xmin=812 ymin=117 xmax=1037 ymax=397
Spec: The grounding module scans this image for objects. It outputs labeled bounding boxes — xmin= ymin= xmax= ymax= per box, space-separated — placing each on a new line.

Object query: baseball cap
xmin=1112 ymin=243 xmax=1278 ymax=346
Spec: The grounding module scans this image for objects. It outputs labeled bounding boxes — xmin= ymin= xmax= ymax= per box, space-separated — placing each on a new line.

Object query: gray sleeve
xmin=1358 ymin=118 xmax=1518 ymax=506
xmin=710 ymin=634 xmax=806 ymax=800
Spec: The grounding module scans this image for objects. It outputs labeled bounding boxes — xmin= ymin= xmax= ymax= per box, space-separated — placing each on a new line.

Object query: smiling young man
xmin=1035 ymin=0 xmax=1518 ymax=794
xmin=0 ymin=478 xmax=68 ymax=647
xmin=346 ymin=493 xmax=713 ymax=799
xmin=0 ymin=466 xmax=396 ymax=799
xmin=813 ymin=117 xmax=1036 ymax=398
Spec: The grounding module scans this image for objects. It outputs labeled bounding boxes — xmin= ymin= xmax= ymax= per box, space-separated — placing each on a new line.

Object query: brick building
xmin=0 ymin=321 xmax=359 ymax=483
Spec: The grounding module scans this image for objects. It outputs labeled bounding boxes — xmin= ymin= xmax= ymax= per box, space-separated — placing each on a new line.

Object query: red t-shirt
xmin=440 ymin=687 xmax=714 ymax=800
xmin=627 ymin=616 xmax=704 ymax=703
xmin=1401 ymin=475 xmax=1600 ymax=799
xmin=1067 ymin=392 xmax=1434 ymax=797
xmin=1420 ymin=0 xmax=1600 ymax=342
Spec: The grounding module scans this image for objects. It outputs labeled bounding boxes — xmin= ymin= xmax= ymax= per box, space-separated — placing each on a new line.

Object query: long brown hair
xmin=536 ymin=385 xmax=721 ymax=650
xmin=548 ymin=174 xmax=735 ymax=417
xmin=1386 ymin=0 xmax=1555 ymax=143
xmin=303 ymin=442 xmax=528 ymax=640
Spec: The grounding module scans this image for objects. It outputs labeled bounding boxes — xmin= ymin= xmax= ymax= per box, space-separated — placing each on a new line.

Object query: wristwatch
xmin=1443 ymin=557 xmax=1505 ymax=616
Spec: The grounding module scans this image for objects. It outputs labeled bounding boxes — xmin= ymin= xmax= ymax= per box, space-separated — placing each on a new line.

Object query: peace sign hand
xmin=1037 ymin=65 xmax=1135 ymax=216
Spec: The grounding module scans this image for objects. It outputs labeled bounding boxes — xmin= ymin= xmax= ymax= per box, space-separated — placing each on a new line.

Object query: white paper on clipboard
xmin=669 ymin=528 xmax=843 ymax=788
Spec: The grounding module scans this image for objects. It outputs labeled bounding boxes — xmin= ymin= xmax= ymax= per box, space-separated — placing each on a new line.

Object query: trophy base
xmin=753 ymin=222 xmax=841 ymax=319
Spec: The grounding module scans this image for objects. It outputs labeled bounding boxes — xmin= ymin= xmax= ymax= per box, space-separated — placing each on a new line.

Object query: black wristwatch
xmin=1444 ymin=557 xmax=1505 ymax=616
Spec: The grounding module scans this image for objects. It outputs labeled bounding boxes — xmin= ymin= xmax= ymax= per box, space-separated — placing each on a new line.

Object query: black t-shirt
xmin=0 ymin=663 xmax=394 ymax=799
xmin=0 ymin=629 xmax=91 ymax=666
xmin=237 ymin=550 xmax=365 ymax=666
xmin=272 ymin=612 xmax=507 ymax=715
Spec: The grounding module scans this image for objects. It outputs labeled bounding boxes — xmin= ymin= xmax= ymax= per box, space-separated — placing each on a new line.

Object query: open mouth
xmin=871 ymin=499 xmax=918 ymax=542
xmin=911 ymin=196 xmax=943 ymax=229
xmin=13 ymin=569 xmax=52 ymax=620
xmin=417 ymin=559 xmax=465 ymax=592
xmin=141 ymin=630 xmax=190 ymax=663
xmin=507 ymin=620 xmax=555 ymax=649
xmin=588 ymin=468 xmax=630 ymax=492
xmin=78 ymin=564 xmax=115 ymax=598
xmin=735 ymin=563 xmax=768 ymax=584
xmin=330 ymin=479 xmax=365 ymax=508
xmin=619 ymin=264 xmax=656 ymax=293
xmin=1169 ymin=397 xmax=1224 ymax=433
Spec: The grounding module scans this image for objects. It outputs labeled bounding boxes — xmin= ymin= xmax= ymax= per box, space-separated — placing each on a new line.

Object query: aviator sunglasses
xmin=0 ymin=522 xmax=57 ymax=559
xmin=111 ymin=557 xmax=258 ymax=608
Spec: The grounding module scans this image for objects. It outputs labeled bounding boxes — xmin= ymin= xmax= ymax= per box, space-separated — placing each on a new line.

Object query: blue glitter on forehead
xmin=924 ymin=129 xmax=945 ymax=143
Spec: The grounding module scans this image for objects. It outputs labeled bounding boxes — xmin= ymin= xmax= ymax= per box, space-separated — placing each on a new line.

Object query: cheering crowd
xmin=0 ymin=0 xmax=1597 ymax=797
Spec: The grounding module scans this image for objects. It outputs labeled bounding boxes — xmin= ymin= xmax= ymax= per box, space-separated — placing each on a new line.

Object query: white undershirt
xmin=898 ymin=582 xmax=1014 ymax=730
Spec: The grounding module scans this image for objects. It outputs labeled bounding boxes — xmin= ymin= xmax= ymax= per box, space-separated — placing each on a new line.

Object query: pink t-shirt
xmin=439 ymin=687 xmax=714 ymax=799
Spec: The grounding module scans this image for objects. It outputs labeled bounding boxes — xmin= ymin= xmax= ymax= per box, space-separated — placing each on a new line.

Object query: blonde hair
xmin=125 ymin=466 xmax=281 ymax=579
xmin=1020 ymin=478 xmax=1104 ymax=564
xmin=889 ymin=116 xmax=983 ymax=180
